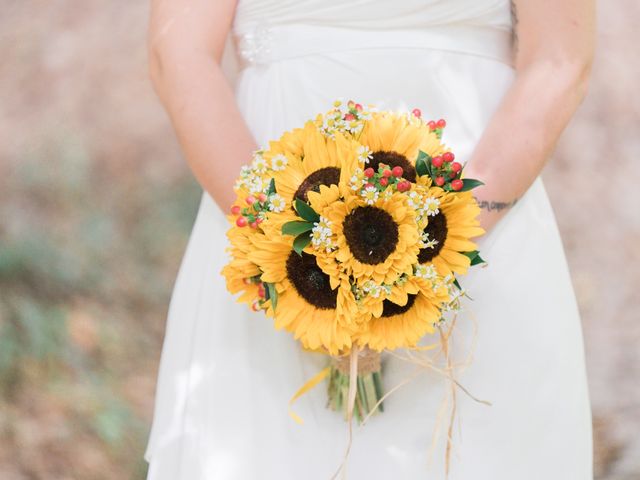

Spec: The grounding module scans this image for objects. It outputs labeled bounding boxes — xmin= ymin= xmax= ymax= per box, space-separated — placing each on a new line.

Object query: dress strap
xmin=234 ymin=23 xmax=514 ymax=69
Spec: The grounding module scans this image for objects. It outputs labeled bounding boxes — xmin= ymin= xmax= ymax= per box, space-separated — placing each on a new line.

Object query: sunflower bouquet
xmin=222 ymin=100 xmax=485 ymax=423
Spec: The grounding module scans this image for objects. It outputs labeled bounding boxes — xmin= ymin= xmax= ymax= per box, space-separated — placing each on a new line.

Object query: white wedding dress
xmin=144 ymin=1 xmax=593 ymax=478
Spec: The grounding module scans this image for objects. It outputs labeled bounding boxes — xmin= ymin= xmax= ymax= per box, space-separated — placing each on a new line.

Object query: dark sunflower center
xmin=370 ymin=151 xmax=416 ymax=182
xmin=418 ymin=211 xmax=448 ymax=263
xmin=285 ymin=251 xmax=337 ymax=309
xmin=381 ymin=294 xmax=417 ymax=317
xmin=343 ymin=206 xmax=399 ymax=265
xmin=294 ymin=167 xmax=341 ymax=202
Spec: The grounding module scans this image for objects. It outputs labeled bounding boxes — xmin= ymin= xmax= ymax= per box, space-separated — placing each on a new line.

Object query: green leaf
xmin=293 ymin=231 xmax=312 ymax=255
xmin=457 ymin=178 xmax=485 ymax=192
xmin=453 ymin=277 xmax=463 ymax=291
xmin=415 ymin=151 xmax=431 ymax=177
xmin=265 ymin=282 xmax=277 ymax=310
xmin=282 ymin=220 xmax=314 ymax=236
xmin=267 ymin=178 xmax=276 ymax=195
xmin=462 ymin=250 xmax=486 ymax=266
xmin=294 ymin=199 xmax=320 ymax=222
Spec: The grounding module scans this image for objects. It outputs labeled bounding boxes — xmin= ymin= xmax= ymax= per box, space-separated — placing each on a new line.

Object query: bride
xmin=144 ymin=0 xmax=595 ymax=478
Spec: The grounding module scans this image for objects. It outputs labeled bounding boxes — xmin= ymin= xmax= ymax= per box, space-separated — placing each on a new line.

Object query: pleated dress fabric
xmin=145 ymin=1 xmax=593 ymax=478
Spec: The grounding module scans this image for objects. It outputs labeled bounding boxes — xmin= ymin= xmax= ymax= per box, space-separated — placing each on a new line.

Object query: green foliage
xmin=294 ymin=199 xmax=320 ymax=222
xmin=282 ymin=220 xmax=314 ymax=236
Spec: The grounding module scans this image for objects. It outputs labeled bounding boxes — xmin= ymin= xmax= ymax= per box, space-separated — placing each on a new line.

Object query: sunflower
xmin=247 ymin=231 xmax=359 ymax=355
xmin=321 ymin=190 xmax=420 ymax=286
xmin=354 ymin=272 xmax=450 ymax=352
xmin=269 ymin=121 xmax=360 ymax=208
xmin=417 ymin=187 xmax=485 ymax=277
xmin=357 ymin=111 xmax=446 ymax=183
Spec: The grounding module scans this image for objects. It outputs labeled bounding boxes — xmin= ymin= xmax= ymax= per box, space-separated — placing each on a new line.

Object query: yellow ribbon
xmin=288 ymin=366 xmax=331 ymax=425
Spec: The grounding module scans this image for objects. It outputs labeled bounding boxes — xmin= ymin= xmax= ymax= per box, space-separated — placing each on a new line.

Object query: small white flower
xmin=270 ymin=154 xmax=288 ymax=171
xmin=251 ymin=153 xmax=268 ymax=174
xmin=361 ymin=185 xmax=379 ymax=205
xmin=424 ymin=197 xmax=441 ymax=216
xmin=268 ymin=193 xmax=286 ymax=212
xmin=357 ymin=145 xmax=373 ymax=164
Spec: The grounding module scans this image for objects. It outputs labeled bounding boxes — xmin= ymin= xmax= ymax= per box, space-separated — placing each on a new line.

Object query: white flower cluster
xmin=419 ymin=231 xmax=439 ymax=249
xmin=414 ymin=263 xmax=438 ymax=280
xmin=349 ymin=168 xmax=365 ymax=192
xmin=359 ymin=280 xmax=392 ymax=299
xmin=235 ymin=167 xmax=269 ymax=195
xmin=407 ymin=191 xmax=441 ymax=225
xmin=442 ymin=280 xmax=466 ymax=313
xmin=311 ymin=216 xmax=336 ymax=252
xmin=317 ymin=100 xmax=374 ymax=138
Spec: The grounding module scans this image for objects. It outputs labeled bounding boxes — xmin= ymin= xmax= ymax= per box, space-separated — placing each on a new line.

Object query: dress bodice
xmin=234 ymin=0 xmax=513 ymax=33
xmin=231 ymin=0 xmax=514 ymax=68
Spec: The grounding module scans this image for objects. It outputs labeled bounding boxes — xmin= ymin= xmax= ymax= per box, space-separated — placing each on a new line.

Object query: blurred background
xmin=0 ymin=1 xmax=638 ymax=479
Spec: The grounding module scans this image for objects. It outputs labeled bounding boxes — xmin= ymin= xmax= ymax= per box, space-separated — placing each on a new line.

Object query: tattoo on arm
xmin=510 ymin=1 xmax=519 ymax=54
xmin=474 ymin=197 xmax=519 ymax=213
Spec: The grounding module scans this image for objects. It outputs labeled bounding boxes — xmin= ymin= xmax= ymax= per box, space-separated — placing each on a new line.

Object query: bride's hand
xmin=463 ymin=0 xmax=595 ymax=234
xmin=148 ymin=0 xmax=256 ymax=211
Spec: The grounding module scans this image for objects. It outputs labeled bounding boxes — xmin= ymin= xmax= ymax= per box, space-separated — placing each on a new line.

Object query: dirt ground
xmin=0 ymin=1 xmax=638 ymax=479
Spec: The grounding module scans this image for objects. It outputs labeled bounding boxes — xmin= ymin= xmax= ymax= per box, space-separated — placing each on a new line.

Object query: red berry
xmin=258 ymin=193 xmax=267 ymax=202
xmin=344 ymin=113 xmax=356 ymax=121
xmin=412 ymin=108 xmax=422 ymax=118
xmin=432 ymin=156 xmax=444 ymax=168
xmin=236 ymin=216 xmax=248 ymax=227
xmin=245 ymin=195 xmax=256 ymax=205
xmin=427 ymin=120 xmax=436 ymax=130
xmin=355 ymin=103 xmax=363 ymax=112
xmin=451 ymin=179 xmax=464 ymax=191
xmin=230 ymin=205 xmax=241 ymax=215
xmin=397 ymin=180 xmax=411 ymax=192
xmin=391 ymin=166 xmax=404 ymax=177
xmin=435 ymin=176 xmax=446 ymax=186
xmin=437 ymin=119 xmax=447 ymax=128
xmin=451 ymin=162 xmax=462 ymax=173
xmin=364 ymin=167 xmax=375 ymax=178
xmin=379 ymin=177 xmax=389 ymax=187
xmin=449 ymin=171 xmax=457 ymax=179
xmin=364 ymin=182 xmax=375 ymax=189
xmin=255 ymin=217 xmax=264 ymax=224
xmin=251 ymin=301 xmax=261 ymax=312
xmin=443 ymin=152 xmax=455 ymax=162
xmin=250 ymin=221 xmax=258 ymax=229
xmin=258 ymin=285 xmax=266 ymax=298
xmin=382 ymin=169 xmax=392 ymax=178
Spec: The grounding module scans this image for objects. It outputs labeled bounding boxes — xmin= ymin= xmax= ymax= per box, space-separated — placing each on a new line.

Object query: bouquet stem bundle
xmin=327 ymin=347 xmax=384 ymax=422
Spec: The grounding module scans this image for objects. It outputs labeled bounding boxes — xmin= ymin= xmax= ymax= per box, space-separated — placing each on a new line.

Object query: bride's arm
xmin=463 ymin=0 xmax=596 ymax=231
xmin=148 ymin=0 xmax=256 ymax=211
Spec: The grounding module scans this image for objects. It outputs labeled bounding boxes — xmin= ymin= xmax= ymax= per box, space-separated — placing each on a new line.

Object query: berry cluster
xmin=429 ymin=151 xmax=465 ymax=191
xmin=231 ymin=193 xmax=269 ymax=228
xmin=362 ymin=163 xmax=412 ymax=196
xmin=427 ymin=118 xmax=447 ymax=139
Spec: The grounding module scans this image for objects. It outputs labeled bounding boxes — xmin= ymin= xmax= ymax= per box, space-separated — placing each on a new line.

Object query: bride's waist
xmin=233 ymin=23 xmax=514 ymax=69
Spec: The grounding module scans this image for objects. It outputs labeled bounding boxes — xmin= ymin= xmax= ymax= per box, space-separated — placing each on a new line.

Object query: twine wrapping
xmin=331 ymin=347 xmax=381 ymax=375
